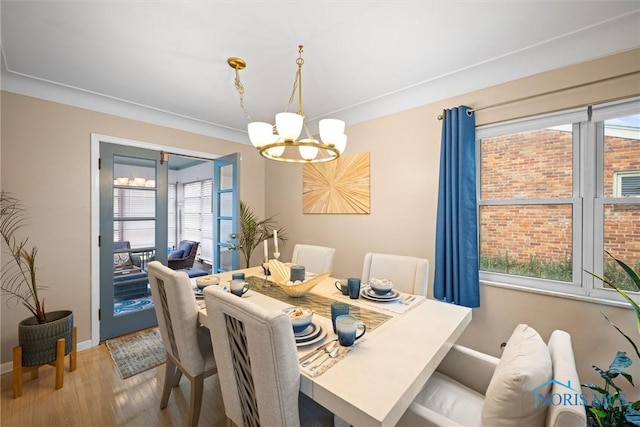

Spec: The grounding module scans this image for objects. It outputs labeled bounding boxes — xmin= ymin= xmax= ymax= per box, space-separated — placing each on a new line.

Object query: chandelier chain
xmin=233 ymin=68 xmax=252 ymax=122
xmin=286 ymin=69 xmax=300 ymax=114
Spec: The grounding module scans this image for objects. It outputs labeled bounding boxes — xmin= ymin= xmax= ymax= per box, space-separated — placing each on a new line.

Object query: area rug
xmin=106 ymin=328 xmax=166 ymax=379
xmin=114 ymin=297 xmax=154 ymax=316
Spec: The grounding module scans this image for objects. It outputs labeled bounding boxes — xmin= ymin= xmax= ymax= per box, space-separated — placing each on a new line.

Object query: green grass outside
xmin=480 ymin=253 xmax=640 ymax=292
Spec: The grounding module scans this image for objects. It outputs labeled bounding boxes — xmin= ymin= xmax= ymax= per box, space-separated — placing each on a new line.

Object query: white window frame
xmin=477 ymin=97 xmax=640 ymax=303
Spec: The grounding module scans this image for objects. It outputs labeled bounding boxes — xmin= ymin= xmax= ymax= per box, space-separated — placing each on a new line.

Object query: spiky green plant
xmin=0 ymin=191 xmax=47 ymax=323
xmin=238 ymin=201 xmax=287 ymax=268
xmin=582 ymin=252 xmax=640 ymax=426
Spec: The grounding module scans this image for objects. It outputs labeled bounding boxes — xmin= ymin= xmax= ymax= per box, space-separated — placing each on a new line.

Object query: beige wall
xmin=265 ymin=48 xmax=640 ymax=396
xmin=0 ymin=92 xmax=266 ymax=364
xmin=2 ymin=48 xmax=639 ymax=397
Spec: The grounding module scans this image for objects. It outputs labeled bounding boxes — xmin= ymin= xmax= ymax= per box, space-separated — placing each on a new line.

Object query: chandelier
xmin=228 ymin=45 xmax=347 ymax=164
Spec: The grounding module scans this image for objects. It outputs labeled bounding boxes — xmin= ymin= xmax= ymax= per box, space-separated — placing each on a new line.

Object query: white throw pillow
xmin=481 ymin=324 xmax=552 ymax=427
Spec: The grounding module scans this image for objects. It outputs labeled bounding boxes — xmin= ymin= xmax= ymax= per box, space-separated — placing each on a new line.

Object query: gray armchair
xmin=168 ymin=240 xmax=199 ymax=270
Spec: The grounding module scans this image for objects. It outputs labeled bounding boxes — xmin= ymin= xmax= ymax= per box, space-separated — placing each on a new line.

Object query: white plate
xmin=296 ymin=323 xmax=322 ymax=343
xmin=360 ymin=288 xmax=402 ymax=302
xmin=296 ymin=324 xmax=326 ymax=347
xmin=362 ymin=287 xmax=400 ymax=299
xmin=295 ymin=322 xmax=319 ymax=339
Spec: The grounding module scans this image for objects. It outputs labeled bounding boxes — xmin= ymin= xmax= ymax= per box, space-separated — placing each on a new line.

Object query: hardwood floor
xmin=1 ymin=342 xmax=227 ymax=427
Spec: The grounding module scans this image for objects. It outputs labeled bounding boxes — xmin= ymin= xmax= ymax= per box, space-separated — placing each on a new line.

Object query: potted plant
xmin=238 ymin=201 xmax=287 ymax=268
xmin=0 ymin=191 xmax=74 ymax=368
xmin=582 ymin=252 xmax=640 ymax=426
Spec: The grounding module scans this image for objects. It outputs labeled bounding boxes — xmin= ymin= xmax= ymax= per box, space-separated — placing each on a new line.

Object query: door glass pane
xmin=113 ymin=156 xmax=156 ymax=187
xmin=480 ymin=204 xmax=573 ymax=281
xmin=113 ymin=188 xmax=156 ymax=218
xmin=219 ymin=164 xmax=233 ymax=190
xmin=481 ymin=126 xmax=573 ymax=200
xmin=220 ymin=250 xmax=232 ymax=272
xmin=220 ymin=219 xmax=233 ymax=244
xmin=220 ymin=192 xmax=233 ymax=217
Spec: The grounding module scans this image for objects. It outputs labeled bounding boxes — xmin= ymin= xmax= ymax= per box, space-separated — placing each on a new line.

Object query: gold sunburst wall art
xmin=303 ymin=152 xmax=370 ymax=214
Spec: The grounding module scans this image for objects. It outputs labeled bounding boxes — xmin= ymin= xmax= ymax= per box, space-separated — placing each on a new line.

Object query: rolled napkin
xmin=196 ymin=275 xmax=220 ymax=287
xmin=290 ymin=265 xmax=305 ymax=282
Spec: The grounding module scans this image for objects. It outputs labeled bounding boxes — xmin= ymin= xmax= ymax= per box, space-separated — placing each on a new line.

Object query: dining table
xmin=195 ymin=266 xmax=472 ymax=427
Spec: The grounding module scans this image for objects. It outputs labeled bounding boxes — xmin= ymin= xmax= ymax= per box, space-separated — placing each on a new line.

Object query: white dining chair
xmin=291 ymin=244 xmax=336 ymax=274
xmin=147 ymin=261 xmax=219 ymax=427
xmin=397 ymin=325 xmax=586 ymax=427
xmin=202 ymin=285 xmax=334 ymax=427
xmin=361 ymin=252 xmax=429 ymax=296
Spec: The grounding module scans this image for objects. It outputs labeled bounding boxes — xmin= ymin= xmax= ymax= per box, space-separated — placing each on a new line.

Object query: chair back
xmin=362 ymin=252 xmax=429 ymax=296
xmin=291 ymin=244 xmax=336 ymax=274
xmin=545 ymin=330 xmax=587 ymax=427
xmin=203 ymin=285 xmax=302 ymax=427
xmin=147 ymin=261 xmax=206 ymax=376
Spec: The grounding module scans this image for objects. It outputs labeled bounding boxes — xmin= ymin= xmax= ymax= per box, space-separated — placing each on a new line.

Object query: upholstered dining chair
xmin=361 ymin=252 xmax=429 ymax=296
xmin=291 ymin=244 xmax=336 ymax=274
xmin=147 ymin=261 xmax=218 ymax=427
xmin=397 ymin=325 xmax=586 ymax=427
xmin=202 ymin=285 xmax=334 ymax=427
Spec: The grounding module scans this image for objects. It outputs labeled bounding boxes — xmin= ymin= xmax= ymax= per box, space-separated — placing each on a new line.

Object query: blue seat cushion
xmin=177 ymin=241 xmax=193 ymax=256
xmin=180 ymin=268 xmax=208 ymax=278
xmin=168 ymin=249 xmax=184 ymax=260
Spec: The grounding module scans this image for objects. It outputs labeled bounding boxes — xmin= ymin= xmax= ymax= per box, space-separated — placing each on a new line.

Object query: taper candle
xmin=273 ymin=229 xmax=279 ymax=252
xmin=263 ymin=239 xmax=268 ymax=262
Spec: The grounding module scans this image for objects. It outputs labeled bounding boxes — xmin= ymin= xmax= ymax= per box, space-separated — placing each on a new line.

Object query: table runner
xmin=246 ymin=276 xmax=391 ymax=330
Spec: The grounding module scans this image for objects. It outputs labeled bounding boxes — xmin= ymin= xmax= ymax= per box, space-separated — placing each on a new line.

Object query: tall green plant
xmin=582 ymin=252 xmax=640 ymax=426
xmin=238 ymin=201 xmax=287 ymax=268
xmin=0 ymin=192 xmax=47 ymax=323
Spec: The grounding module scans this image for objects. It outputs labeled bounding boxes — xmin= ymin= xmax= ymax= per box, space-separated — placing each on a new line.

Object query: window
xmin=614 ymin=172 xmax=640 ymax=197
xmin=477 ymin=98 xmax=640 ymax=301
xmin=181 ymin=180 xmax=213 ymax=263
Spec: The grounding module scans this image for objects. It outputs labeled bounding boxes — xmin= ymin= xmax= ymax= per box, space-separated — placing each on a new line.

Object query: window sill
xmin=480 ymin=279 xmax=634 ymax=310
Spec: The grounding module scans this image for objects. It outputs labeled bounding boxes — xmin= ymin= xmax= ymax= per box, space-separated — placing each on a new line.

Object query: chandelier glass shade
xmin=229 ymin=45 xmax=347 ymax=164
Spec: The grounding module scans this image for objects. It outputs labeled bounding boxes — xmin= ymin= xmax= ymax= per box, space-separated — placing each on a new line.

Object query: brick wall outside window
xmin=480 ymin=129 xmax=639 ymax=267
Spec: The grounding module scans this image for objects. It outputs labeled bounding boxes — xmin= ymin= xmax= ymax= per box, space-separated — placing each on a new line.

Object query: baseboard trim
xmin=1 ymin=339 xmax=93 ymax=375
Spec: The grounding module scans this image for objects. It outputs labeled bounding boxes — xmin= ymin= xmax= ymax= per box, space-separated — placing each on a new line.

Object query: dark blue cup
xmin=348 ymin=278 xmax=361 ymax=299
xmin=331 ymin=302 xmax=350 ymax=333
xmin=334 ymin=279 xmax=349 ymax=295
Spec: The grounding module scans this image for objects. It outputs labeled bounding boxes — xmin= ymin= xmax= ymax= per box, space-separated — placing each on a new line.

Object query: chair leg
xmin=188 ymin=373 xmax=205 ymax=427
xmin=173 ymin=370 xmax=183 ymax=387
xmin=160 ymin=360 xmax=178 ymax=409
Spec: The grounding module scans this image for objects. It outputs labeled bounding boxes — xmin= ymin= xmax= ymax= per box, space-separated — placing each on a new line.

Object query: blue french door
xmin=99 ymin=143 xmax=168 ymax=340
xmin=213 ymin=153 xmax=240 ymax=273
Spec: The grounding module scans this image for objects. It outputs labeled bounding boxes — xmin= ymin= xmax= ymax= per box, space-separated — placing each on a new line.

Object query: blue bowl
xmin=284 ymin=307 xmax=313 ymax=333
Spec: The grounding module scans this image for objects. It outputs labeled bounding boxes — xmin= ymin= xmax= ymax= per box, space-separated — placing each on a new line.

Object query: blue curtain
xmin=434 ymin=106 xmax=480 ymax=307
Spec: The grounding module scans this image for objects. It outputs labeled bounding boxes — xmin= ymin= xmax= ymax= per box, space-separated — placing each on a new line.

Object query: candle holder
xmin=262 ymin=262 xmax=271 ymax=276
xmin=273 ymin=252 xmax=280 ymax=260
xmin=262 ymin=261 xmax=272 ymax=288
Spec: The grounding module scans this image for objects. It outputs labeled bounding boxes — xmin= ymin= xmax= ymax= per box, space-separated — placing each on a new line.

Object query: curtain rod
xmin=437 ymin=70 xmax=640 ymax=120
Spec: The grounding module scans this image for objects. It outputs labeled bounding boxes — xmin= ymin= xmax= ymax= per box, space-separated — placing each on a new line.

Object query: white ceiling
xmin=2 ymin=1 xmax=639 ymax=145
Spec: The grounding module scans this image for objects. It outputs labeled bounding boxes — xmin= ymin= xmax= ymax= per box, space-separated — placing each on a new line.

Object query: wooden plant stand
xmin=12 ymin=326 xmax=77 ymax=398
